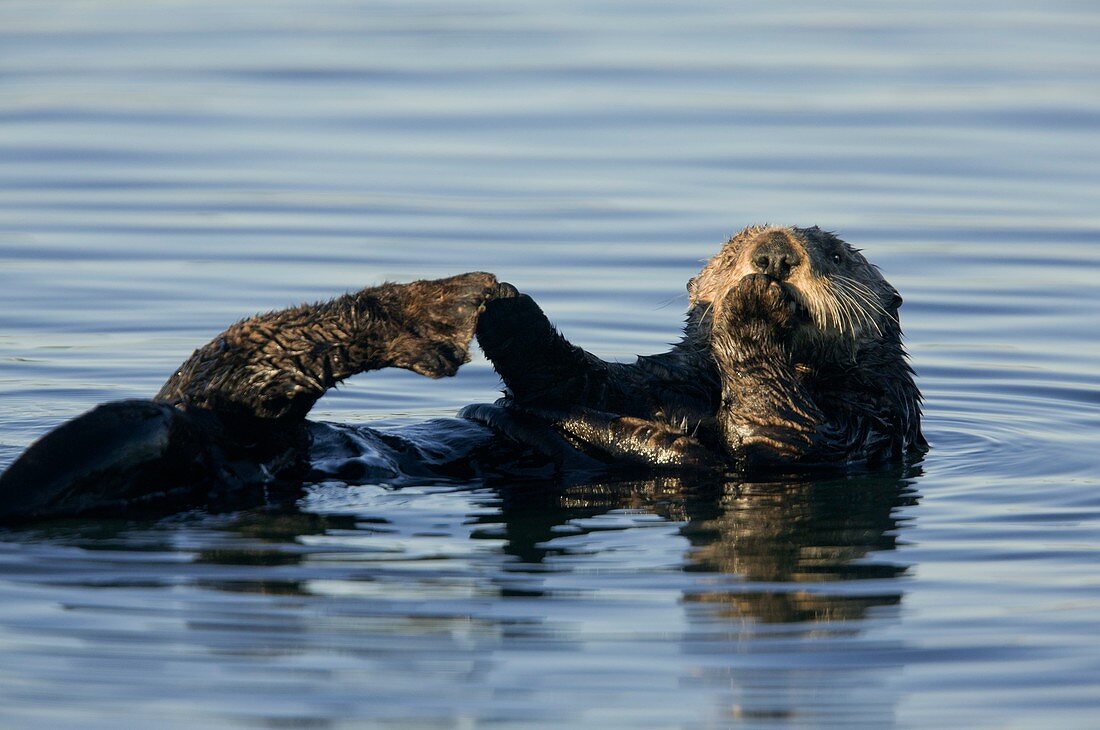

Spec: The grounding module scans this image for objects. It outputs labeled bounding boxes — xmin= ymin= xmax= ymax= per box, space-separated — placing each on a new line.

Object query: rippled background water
xmin=1 ymin=1 xmax=1099 ymax=727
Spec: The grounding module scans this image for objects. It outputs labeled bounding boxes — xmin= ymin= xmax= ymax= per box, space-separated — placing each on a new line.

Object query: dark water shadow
xmin=1 ymin=466 xmax=920 ymax=620
xmin=0 ymin=467 xmax=922 ymax=727
xmin=471 ymin=466 xmax=921 ymax=623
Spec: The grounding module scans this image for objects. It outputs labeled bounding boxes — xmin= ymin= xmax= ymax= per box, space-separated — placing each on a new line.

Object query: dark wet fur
xmin=156 ymin=272 xmax=501 ymax=420
xmin=0 ymin=273 xmax=502 ymax=522
xmin=0 ymin=228 xmax=925 ymax=522
xmin=473 ymin=225 xmax=925 ymax=469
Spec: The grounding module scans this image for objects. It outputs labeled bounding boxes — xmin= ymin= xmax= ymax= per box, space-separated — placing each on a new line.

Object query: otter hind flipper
xmin=0 ymin=273 xmax=506 ymax=524
xmin=377 ymin=272 xmax=504 ymax=380
xmin=157 ymin=272 xmax=502 ymax=420
xmin=0 ymin=400 xmax=217 ymax=523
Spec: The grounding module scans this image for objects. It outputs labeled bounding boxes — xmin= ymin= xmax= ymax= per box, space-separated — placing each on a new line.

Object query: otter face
xmin=688 ymin=225 xmax=903 ymax=355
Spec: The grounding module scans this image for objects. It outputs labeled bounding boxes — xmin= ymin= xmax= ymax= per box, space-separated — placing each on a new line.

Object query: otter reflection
xmin=478 ymin=469 xmax=919 ymax=624
xmin=161 ymin=467 xmax=917 ymax=626
xmin=680 ymin=476 xmax=915 ymax=624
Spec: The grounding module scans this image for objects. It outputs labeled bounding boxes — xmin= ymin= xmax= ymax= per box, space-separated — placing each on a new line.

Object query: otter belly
xmin=305 ymin=418 xmax=496 ymax=484
xmin=0 ymin=403 xmax=587 ymax=524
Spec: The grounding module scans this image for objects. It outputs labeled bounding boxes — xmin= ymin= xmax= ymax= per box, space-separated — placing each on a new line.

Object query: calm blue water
xmin=2 ymin=1 xmax=1099 ymax=727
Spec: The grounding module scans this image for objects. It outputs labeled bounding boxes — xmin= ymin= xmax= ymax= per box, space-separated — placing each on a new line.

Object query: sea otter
xmin=469 ymin=225 xmax=925 ymax=469
xmin=0 ymin=226 xmax=925 ymax=522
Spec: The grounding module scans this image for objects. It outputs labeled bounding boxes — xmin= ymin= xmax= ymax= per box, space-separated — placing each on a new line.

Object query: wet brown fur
xmin=473 ymin=225 xmax=926 ymax=469
xmin=0 ymin=231 xmax=924 ymax=522
xmin=1 ymin=273 xmax=505 ymax=522
xmin=156 ymin=273 xmax=501 ymax=420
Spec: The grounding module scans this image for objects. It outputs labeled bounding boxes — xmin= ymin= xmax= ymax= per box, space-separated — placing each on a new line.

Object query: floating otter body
xmin=0 ymin=226 xmax=925 ymax=522
xmin=470 ymin=225 xmax=925 ymax=469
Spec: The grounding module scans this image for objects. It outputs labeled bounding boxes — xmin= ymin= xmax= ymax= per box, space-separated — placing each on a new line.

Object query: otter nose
xmin=751 ymin=234 xmax=802 ymax=280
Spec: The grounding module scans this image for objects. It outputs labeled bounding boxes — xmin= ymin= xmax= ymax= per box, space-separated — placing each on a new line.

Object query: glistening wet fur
xmin=0 ymin=226 xmax=925 ymax=522
xmin=474 ymin=225 xmax=925 ymax=469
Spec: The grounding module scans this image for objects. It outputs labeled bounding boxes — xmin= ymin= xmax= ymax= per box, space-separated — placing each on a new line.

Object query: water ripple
xmin=1 ymin=1 xmax=1099 ymax=727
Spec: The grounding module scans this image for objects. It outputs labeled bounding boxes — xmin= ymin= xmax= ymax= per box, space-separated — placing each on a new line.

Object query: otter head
xmin=687 ymin=225 xmax=904 ymax=364
xmin=686 ymin=225 xmax=925 ymax=458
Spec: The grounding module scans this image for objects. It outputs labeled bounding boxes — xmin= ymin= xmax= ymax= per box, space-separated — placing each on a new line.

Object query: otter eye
xmin=831 ymin=252 xmax=843 ymax=265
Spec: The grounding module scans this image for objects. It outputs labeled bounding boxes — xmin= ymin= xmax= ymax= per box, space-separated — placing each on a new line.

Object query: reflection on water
xmin=481 ymin=472 xmax=916 ymax=624
xmin=0 ymin=471 xmax=919 ymax=727
xmin=682 ymin=479 xmax=912 ymax=624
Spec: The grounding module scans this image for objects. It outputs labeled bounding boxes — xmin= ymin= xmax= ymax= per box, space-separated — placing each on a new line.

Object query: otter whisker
xmin=796 ymin=278 xmax=836 ymax=334
xmin=818 ymin=278 xmax=853 ymax=337
xmin=841 ymin=284 xmax=888 ymax=325
xmin=834 ymin=275 xmax=891 ymax=319
xmin=848 ymin=282 xmax=887 ymax=335
xmin=697 ymin=299 xmax=715 ymax=333
xmin=835 ymin=282 xmax=865 ymax=337
xmin=830 ymin=276 xmax=884 ymax=337
xmin=842 ymin=284 xmax=880 ymax=338
xmin=836 ymin=286 xmax=860 ymax=338
xmin=832 ymin=293 xmax=849 ymax=336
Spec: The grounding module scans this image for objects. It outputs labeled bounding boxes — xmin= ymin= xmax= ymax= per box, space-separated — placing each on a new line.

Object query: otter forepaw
xmin=490 ymin=281 xmax=520 ymax=300
xmin=476 ymin=291 xmax=550 ymax=356
xmin=722 ymin=274 xmax=798 ymax=333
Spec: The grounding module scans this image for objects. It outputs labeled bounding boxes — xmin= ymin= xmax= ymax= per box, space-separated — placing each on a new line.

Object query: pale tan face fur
xmin=688 ymin=225 xmax=902 ymax=345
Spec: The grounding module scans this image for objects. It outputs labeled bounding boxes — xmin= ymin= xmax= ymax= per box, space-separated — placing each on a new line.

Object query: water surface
xmin=1 ymin=1 xmax=1099 ymax=727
